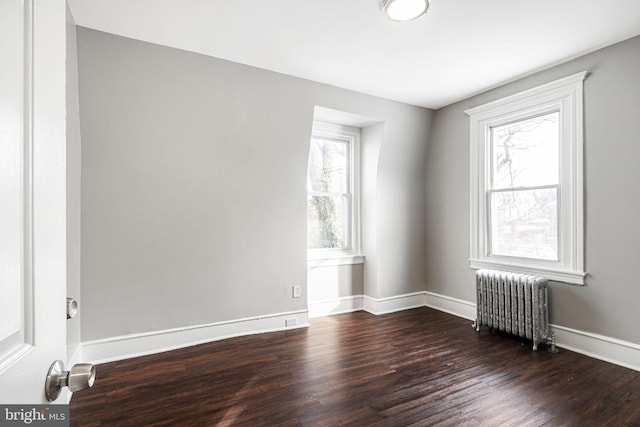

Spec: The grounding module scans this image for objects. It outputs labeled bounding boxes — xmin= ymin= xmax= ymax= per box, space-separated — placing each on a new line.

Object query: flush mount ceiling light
xmin=380 ymin=0 xmax=429 ymax=22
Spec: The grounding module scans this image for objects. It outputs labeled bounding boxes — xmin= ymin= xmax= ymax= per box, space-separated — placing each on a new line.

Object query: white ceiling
xmin=67 ymin=0 xmax=640 ymax=109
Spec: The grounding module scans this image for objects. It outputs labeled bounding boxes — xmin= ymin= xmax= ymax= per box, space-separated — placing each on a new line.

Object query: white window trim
xmin=466 ymin=71 xmax=588 ymax=285
xmin=307 ymin=121 xmax=363 ymax=265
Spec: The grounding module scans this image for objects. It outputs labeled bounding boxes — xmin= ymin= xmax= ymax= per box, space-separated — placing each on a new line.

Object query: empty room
xmin=1 ymin=0 xmax=639 ymax=426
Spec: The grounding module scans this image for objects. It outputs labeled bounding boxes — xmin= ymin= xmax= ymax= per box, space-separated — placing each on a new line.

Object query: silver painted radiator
xmin=475 ymin=269 xmax=549 ymax=350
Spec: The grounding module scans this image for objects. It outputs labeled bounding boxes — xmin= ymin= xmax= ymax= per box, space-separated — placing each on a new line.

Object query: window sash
xmin=307 ymin=194 xmax=351 ymax=250
xmin=489 ymin=110 xmax=560 ymax=190
xmin=307 ymin=136 xmax=350 ymax=194
xmin=487 ymin=185 xmax=559 ymax=261
xmin=485 ymin=108 xmax=562 ymax=264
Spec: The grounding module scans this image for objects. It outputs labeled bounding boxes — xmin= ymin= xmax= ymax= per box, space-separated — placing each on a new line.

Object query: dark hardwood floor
xmin=70 ymin=308 xmax=640 ymax=426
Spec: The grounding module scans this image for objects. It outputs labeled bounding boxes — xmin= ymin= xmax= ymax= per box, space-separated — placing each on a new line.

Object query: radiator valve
xmin=548 ymin=332 xmax=559 ymax=353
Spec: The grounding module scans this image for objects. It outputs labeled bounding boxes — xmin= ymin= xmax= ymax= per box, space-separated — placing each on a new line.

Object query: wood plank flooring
xmin=70 ymin=308 xmax=640 ymax=426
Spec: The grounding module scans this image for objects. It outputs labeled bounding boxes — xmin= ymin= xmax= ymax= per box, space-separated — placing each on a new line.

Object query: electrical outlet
xmin=292 ymin=285 xmax=301 ymax=298
xmin=285 ymin=318 xmax=297 ymax=327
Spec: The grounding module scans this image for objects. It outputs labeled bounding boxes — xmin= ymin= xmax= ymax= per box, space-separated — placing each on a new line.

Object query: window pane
xmin=307 ymin=195 xmax=348 ymax=249
xmin=491 ymin=112 xmax=559 ymax=189
xmin=307 ymin=137 xmax=348 ymax=194
xmin=490 ymin=188 xmax=558 ymax=260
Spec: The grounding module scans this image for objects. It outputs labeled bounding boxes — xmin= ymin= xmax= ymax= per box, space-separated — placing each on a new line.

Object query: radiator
xmin=474 ymin=269 xmax=549 ymax=350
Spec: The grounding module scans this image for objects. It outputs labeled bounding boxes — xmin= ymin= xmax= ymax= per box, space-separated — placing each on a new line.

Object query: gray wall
xmin=66 ymin=6 xmax=82 ymax=357
xmin=77 ymin=28 xmax=432 ymax=341
xmin=425 ymin=35 xmax=640 ymax=344
xmin=308 ymin=264 xmax=364 ymax=304
xmin=362 ymin=123 xmax=383 ymax=298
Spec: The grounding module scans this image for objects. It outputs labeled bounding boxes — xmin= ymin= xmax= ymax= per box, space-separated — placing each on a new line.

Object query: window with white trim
xmin=307 ymin=122 xmax=361 ymax=264
xmin=466 ymin=72 xmax=587 ymax=284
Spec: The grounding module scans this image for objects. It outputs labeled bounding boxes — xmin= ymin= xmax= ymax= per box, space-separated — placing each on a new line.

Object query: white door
xmin=0 ymin=0 xmax=69 ymax=403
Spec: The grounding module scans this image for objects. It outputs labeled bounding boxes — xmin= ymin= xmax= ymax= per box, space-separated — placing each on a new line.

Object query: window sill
xmin=308 ymin=255 xmax=365 ymax=268
xmin=469 ymin=258 xmax=585 ymax=285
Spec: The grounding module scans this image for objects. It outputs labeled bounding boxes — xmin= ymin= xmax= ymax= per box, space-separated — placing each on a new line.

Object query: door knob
xmin=45 ymin=360 xmax=96 ymax=401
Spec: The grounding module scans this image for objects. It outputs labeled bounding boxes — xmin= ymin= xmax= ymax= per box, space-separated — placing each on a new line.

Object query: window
xmin=466 ymin=72 xmax=587 ymax=284
xmin=307 ymin=122 xmax=362 ymax=264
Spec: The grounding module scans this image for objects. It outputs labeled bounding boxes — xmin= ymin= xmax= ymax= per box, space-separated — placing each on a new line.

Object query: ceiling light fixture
xmin=380 ymin=0 xmax=429 ymax=22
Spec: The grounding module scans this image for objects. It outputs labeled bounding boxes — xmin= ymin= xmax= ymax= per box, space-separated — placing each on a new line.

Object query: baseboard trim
xmin=363 ymin=292 xmax=426 ymax=315
xmin=77 ymin=291 xmax=640 ymax=373
xmin=424 ymin=291 xmax=477 ymax=320
xmin=80 ymin=310 xmax=309 ymax=364
xmin=423 ymin=290 xmax=640 ymax=373
xmin=550 ymin=324 xmax=640 ymax=372
xmin=308 ymin=295 xmax=364 ymax=318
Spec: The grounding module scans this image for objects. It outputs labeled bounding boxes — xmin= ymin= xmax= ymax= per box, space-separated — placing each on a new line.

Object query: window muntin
xmin=466 ymin=71 xmax=587 ymax=285
xmin=307 ymin=123 xmax=361 ymax=258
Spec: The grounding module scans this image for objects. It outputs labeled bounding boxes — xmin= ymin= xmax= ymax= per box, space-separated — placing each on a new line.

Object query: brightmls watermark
xmin=0 ymin=405 xmax=68 ymax=426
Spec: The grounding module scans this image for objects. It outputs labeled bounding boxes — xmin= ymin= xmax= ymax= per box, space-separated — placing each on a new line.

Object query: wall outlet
xmin=285 ymin=318 xmax=297 ymax=327
xmin=292 ymin=285 xmax=301 ymax=298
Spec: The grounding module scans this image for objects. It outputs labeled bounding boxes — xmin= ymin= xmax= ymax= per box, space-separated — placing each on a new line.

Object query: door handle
xmin=45 ymin=360 xmax=96 ymax=401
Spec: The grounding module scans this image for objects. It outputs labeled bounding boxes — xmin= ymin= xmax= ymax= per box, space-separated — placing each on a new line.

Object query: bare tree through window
xmin=307 ymin=136 xmax=349 ymax=249
xmin=489 ymin=112 xmax=559 ymax=260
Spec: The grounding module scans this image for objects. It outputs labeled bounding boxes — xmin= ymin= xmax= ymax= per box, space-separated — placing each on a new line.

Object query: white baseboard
xmin=424 ymin=291 xmax=477 ymax=320
xmin=311 ymin=292 xmax=425 ymax=316
xmin=77 ymin=290 xmax=640 ymax=374
xmin=80 ymin=310 xmax=309 ymax=364
xmin=363 ymin=292 xmax=426 ymax=315
xmin=550 ymin=324 xmax=640 ymax=372
xmin=423 ymin=290 xmax=640 ymax=373
xmin=308 ymin=295 xmax=364 ymax=318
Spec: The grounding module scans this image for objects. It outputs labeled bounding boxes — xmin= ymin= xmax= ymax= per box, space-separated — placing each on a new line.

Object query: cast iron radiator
xmin=474 ymin=269 xmax=550 ymax=350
